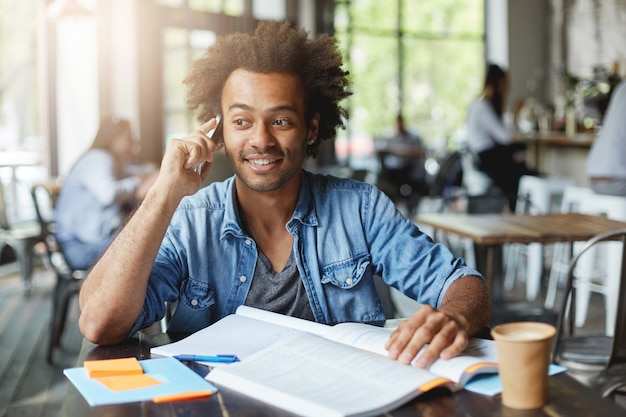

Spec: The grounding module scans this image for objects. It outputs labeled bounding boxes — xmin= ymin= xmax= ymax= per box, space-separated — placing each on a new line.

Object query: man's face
xmin=220 ymin=69 xmax=318 ymax=193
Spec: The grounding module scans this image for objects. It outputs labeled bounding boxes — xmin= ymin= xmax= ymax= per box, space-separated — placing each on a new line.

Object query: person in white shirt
xmin=587 ymin=80 xmax=626 ymax=195
xmin=466 ymin=64 xmax=539 ymax=210
xmin=55 ymin=116 xmax=158 ymax=270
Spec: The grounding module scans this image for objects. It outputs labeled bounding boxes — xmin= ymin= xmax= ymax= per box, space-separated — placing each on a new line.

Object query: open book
xmin=151 ymin=306 xmax=498 ymax=417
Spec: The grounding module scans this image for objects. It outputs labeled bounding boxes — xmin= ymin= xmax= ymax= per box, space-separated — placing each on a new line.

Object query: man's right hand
xmin=154 ymin=117 xmax=221 ymax=200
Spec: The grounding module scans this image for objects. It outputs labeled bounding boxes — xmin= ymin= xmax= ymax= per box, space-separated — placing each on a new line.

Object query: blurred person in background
xmin=466 ymin=64 xmax=539 ymax=210
xmin=376 ymin=114 xmax=427 ymax=213
xmin=55 ymin=116 xmax=158 ymax=270
xmin=587 ymin=80 xmax=626 ymax=195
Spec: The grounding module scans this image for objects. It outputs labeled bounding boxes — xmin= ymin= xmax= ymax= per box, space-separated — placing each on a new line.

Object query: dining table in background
xmin=61 ymin=332 xmax=626 ymax=417
xmin=0 ymin=151 xmax=42 ymax=220
xmin=513 ymin=131 xmax=595 ymax=183
xmin=415 ymin=212 xmax=626 ymax=305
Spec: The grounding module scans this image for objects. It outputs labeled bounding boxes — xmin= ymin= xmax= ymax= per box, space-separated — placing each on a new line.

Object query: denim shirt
xmin=129 ymin=171 xmax=482 ymax=336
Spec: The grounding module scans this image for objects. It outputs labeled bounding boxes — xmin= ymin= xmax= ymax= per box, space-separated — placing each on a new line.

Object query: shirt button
xmin=245 ymin=239 xmax=252 ymax=245
xmin=191 ymin=299 xmax=198 ymax=306
xmin=240 ymin=276 xmax=247 ymax=283
xmin=346 ymin=278 xmax=353 ymax=285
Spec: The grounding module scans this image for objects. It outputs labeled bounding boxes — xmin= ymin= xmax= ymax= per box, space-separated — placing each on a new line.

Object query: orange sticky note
xmin=94 ymin=373 xmax=163 ymax=392
xmin=153 ymin=390 xmax=214 ymax=403
xmin=84 ymin=357 xmax=143 ymax=378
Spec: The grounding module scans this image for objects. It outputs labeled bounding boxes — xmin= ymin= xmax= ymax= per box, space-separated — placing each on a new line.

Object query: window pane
xmin=189 ymin=0 xmax=222 ymax=13
xmin=190 ymin=29 xmax=216 ymax=55
xmin=164 ymin=112 xmax=193 ymax=144
xmin=0 ymin=0 xmax=41 ymax=152
xmin=403 ymin=37 xmax=484 ymax=147
xmin=163 ymin=28 xmax=189 ymax=112
xmin=163 ymin=27 xmax=189 ymax=49
xmin=350 ymin=0 xmax=398 ymax=33
xmin=156 ymin=0 xmax=184 ymax=7
xmin=224 ymin=0 xmax=245 ymax=16
xmin=335 ymin=0 xmax=484 ymax=166
xmin=404 ymin=0 xmax=484 ymax=34
xmin=348 ymin=34 xmax=399 ymax=138
xmin=253 ymin=0 xmax=285 ymax=21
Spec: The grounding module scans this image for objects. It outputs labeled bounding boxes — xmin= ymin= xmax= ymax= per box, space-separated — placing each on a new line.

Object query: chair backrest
xmin=553 ymin=228 xmax=626 ymax=369
xmin=31 ymin=183 xmax=55 ymax=233
xmin=30 ymin=183 xmax=84 ymax=279
xmin=515 ymin=175 xmax=577 ymax=214
xmin=0 ymin=180 xmax=10 ymax=231
xmin=578 ymin=193 xmax=626 ymax=222
xmin=459 ymin=150 xmax=492 ymax=196
xmin=559 ymin=185 xmax=594 ymax=213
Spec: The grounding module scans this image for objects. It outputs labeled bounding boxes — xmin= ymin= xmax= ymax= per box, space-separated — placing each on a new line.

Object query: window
xmin=158 ymin=0 xmax=288 ymax=145
xmin=334 ymin=0 xmax=484 ymax=168
xmin=0 ymin=0 xmax=42 ymax=153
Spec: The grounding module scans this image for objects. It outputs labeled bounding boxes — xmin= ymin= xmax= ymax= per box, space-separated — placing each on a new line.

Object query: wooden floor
xmin=0 ymin=264 xmax=82 ymax=417
xmin=0 ymin=258 xmax=622 ymax=416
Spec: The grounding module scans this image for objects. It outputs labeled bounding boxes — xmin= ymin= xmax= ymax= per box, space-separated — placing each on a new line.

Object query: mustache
xmin=240 ymin=149 xmax=285 ymax=159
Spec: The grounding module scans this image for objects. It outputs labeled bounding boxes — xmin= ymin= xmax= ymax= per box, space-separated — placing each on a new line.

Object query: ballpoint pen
xmin=173 ymin=354 xmax=240 ymax=363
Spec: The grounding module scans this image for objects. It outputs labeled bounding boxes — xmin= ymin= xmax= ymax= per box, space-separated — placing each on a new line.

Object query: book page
xmin=325 ymin=323 xmax=498 ymax=385
xmin=324 ymin=322 xmax=393 ymax=356
xmin=426 ymin=338 xmax=498 ymax=385
xmin=235 ymin=305 xmax=330 ymax=336
xmin=151 ymin=314 xmax=299 ymax=362
xmin=207 ymin=331 xmax=454 ymax=417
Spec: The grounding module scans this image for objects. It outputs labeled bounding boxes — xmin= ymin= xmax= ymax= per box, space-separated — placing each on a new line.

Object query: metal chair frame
xmin=552 ymin=227 xmax=626 ymax=400
xmin=31 ymin=183 xmax=87 ymax=364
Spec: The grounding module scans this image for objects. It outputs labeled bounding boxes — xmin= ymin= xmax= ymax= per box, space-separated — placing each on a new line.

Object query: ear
xmin=308 ymin=112 xmax=320 ymax=140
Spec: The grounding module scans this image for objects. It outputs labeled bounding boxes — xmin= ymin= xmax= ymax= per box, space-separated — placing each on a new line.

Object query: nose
xmin=248 ymin=123 xmax=276 ymax=150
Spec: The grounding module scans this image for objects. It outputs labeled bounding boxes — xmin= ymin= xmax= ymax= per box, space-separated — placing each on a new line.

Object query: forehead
xmin=221 ymin=69 xmax=306 ymax=114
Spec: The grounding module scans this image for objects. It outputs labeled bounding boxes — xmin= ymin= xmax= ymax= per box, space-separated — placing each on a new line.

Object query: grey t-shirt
xmin=244 ymin=249 xmax=315 ymax=322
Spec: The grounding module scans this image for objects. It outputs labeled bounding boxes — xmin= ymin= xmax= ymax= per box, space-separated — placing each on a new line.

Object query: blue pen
xmin=173 ymin=354 xmax=240 ymax=363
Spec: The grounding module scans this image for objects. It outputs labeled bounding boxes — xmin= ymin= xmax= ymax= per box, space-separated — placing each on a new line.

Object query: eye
xmin=234 ymin=118 xmax=249 ymax=128
xmin=273 ymin=118 xmax=290 ymax=127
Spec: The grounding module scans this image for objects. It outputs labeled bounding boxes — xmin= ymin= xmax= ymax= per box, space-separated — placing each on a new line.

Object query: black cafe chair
xmin=552 ymin=228 xmax=626 ymax=401
xmin=0 ymin=179 xmax=44 ymax=296
xmin=31 ymin=183 xmax=87 ymax=364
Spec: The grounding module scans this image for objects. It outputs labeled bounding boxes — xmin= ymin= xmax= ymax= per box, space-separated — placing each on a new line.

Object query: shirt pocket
xmin=320 ymin=254 xmax=371 ymax=289
xmin=167 ymin=278 xmax=216 ymax=333
xmin=320 ymin=254 xmax=385 ymax=323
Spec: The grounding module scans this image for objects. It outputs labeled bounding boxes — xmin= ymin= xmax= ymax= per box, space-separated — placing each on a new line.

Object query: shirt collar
xmin=220 ymin=171 xmax=319 ymax=240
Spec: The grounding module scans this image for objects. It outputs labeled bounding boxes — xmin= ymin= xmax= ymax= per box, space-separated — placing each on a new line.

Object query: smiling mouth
xmin=248 ymin=158 xmax=275 ymax=166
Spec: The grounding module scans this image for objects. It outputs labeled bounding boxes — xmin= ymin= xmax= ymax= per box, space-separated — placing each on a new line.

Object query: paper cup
xmin=491 ymin=322 xmax=556 ymax=410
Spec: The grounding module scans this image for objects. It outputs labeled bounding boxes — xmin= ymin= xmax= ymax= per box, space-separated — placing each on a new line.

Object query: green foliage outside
xmin=334 ymin=0 xmax=484 ymax=159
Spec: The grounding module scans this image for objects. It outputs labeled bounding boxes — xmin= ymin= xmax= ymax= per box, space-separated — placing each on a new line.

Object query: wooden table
xmin=514 ymin=131 xmax=595 ymax=179
xmin=0 ymin=151 xmax=41 ymax=219
xmin=415 ymin=212 xmax=626 ymax=303
xmin=61 ymin=332 xmax=626 ymax=417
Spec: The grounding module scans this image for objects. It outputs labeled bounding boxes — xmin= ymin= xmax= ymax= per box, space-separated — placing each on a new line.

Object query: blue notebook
xmin=64 ymin=357 xmax=217 ymax=406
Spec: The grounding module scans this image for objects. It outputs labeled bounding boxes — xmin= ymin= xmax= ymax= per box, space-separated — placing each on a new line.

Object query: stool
xmin=572 ymin=194 xmax=626 ymax=335
xmin=504 ymin=175 xmax=577 ymax=300
xmin=544 ymin=185 xmax=595 ymax=309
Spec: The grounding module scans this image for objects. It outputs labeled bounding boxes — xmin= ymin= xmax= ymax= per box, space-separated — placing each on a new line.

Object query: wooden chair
xmin=31 ymin=183 xmax=87 ymax=364
xmin=552 ymin=228 xmax=626 ymax=400
xmin=0 ymin=179 xmax=43 ymax=295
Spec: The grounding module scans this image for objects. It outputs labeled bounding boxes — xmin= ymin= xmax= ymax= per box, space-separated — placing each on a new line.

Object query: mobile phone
xmin=196 ymin=115 xmax=222 ymax=175
xmin=208 ymin=114 xmax=223 ymax=149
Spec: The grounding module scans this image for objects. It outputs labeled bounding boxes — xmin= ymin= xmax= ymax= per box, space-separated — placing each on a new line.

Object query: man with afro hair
xmin=79 ymin=21 xmax=491 ymax=368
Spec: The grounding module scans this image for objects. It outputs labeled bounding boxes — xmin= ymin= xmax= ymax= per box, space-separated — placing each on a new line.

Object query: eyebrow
xmin=228 ymin=103 xmax=299 ymax=114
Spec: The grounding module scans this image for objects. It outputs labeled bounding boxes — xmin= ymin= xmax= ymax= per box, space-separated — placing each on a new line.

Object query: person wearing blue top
xmin=78 ymin=21 xmax=492 ymax=369
xmin=55 ymin=116 xmax=158 ymax=270
xmin=587 ymin=80 xmax=626 ymax=195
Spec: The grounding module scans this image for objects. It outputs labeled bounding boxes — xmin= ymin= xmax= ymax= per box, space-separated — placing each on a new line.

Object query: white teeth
xmin=250 ymin=159 xmax=272 ymax=166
